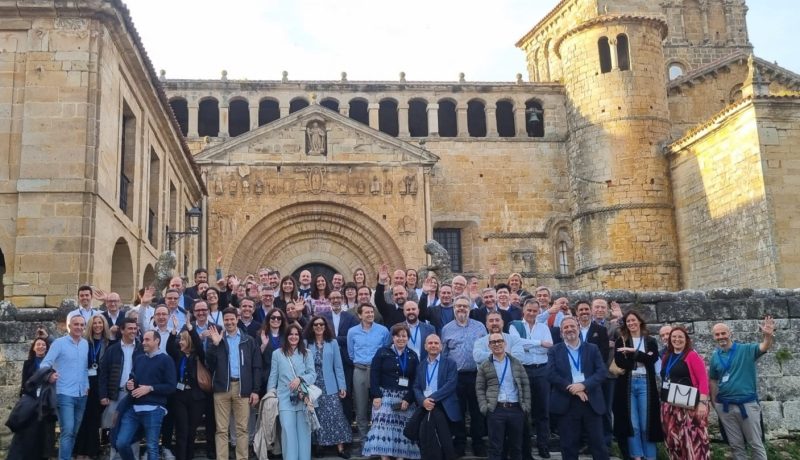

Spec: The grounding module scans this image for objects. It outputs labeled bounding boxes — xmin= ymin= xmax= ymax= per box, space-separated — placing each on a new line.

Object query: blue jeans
xmin=628 ymin=376 xmax=656 ymax=459
xmin=115 ymin=407 xmax=166 ymax=460
xmin=56 ymin=394 xmax=87 ymax=460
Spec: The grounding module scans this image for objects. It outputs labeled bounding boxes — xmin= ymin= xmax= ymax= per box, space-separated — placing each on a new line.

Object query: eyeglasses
xmin=313 ymin=323 xmax=326 ymax=327
xmin=194 ymin=309 xmax=208 ymax=313
xmin=489 ymin=340 xmax=505 ymax=345
xmin=269 ymin=316 xmax=283 ymax=321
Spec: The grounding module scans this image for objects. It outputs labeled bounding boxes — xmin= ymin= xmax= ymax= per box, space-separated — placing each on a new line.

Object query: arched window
xmin=228 ymin=98 xmax=249 ymax=137
xmin=289 ymin=97 xmax=309 ymax=113
xmin=168 ymin=98 xmax=188 ymax=136
xmin=729 ymin=83 xmax=743 ymax=103
xmin=598 ymin=37 xmax=612 ymax=74
xmin=616 ymin=34 xmax=630 ymax=71
xmin=495 ymin=100 xmax=515 ymax=137
xmin=349 ymin=99 xmax=369 ymax=125
xmin=258 ymin=98 xmax=280 ymax=126
xmin=379 ymin=99 xmax=399 ymax=136
xmin=525 ymin=99 xmax=544 ymax=138
xmin=555 ymin=228 xmax=574 ymax=276
xmin=408 ymin=99 xmax=428 ymax=137
xmin=198 ymin=98 xmax=219 ymax=137
xmin=437 ymin=99 xmax=457 ymax=137
xmin=668 ymin=63 xmax=685 ymax=80
xmin=321 ymin=98 xmax=339 ymax=112
xmin=467 ymin=99 xmax=486 ymax=137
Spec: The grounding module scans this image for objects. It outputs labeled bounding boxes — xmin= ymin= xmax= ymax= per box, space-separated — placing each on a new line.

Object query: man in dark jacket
xmin=114 ymin=330 xmax=176 ymax=460
xmin=99 ymin=318 xmax=143 ymax=460
xmin=207 ymin=307 xmax=262 ymax=460
xmin=547 ymin=316 xmax=609 ymax=460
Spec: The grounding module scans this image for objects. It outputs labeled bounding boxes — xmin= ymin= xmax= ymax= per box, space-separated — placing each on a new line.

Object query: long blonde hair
xmin=85 ymin=313 xmax=112 ymax=343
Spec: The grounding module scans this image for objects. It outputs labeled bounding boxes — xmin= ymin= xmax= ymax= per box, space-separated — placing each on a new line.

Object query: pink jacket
xmin=684 ymin=349 xmax=709 ymax=396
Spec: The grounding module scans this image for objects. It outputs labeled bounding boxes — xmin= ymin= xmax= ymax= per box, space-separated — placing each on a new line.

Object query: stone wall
xmin=0 ymin=288 xmax=798 ymax=453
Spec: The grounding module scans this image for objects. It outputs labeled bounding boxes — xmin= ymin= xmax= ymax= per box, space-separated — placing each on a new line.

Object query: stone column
xmin=368 ymin=103 xmax=380 ymax=130
xmin=339 ymin=105 xmax=349 ymax=117
xmin=514 ymin=105 xmax=527 ymax=137
xmin=456 ymin=106 xmax=468 ymax=137
xmin=249 ymin=103 xmax=259 ymax=130
xmin=218 ymin=104 xmax=229 ymax=137
xmin=398 ymin=102 xmax=410 ymax=137
xmin=188 ymin=104 xmax=199 ymax=137
xmin=279 ymin=105 xmax=289 ymax=118
xmin=485 ymin=105 xmax=498 ymax=137
xmin=427 ymin=103 xmax=439 ymax=136
xmin=701 ymin=5 xmax=710 ymax=42
xmin=609 ymin=38 xmax=619 ymax=70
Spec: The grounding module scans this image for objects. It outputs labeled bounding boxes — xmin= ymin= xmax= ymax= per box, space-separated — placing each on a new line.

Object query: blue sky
xmin=124 ymin=0 xmax=799 ymax=81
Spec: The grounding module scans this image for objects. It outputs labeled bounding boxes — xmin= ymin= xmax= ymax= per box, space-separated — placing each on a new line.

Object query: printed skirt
xmin=660 ymin=402 xmax=710 ymax=460
xmin=362 ymin=388 xmax=421 ymax=459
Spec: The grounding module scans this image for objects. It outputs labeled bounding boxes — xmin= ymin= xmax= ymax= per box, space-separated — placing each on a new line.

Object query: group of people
xmin=11 ymin=264 xmax=778 ymax=460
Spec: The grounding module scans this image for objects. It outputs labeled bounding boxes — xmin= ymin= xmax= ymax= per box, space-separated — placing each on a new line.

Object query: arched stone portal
xmin=143 ymin=263 xmax=156 ymax=288
xmin=225 ymin=201 xmax=406 ymax=282
xmin=110 ymin=238 xmax=134 ymax=303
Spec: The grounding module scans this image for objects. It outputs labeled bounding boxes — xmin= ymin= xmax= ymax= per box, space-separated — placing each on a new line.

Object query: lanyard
xmin=426 ymin=360 xmax=439 ymax=387
xmin=664 ymin=352 xmax=684 ymax=378
xmin=634 ymin=336 xmax=644 ymax=352
xmin=567 ymin=346 xmax=582 ymax=372
xmin=210 ymin=311 xmax=221 ymax=325
xmin=716 ymin=342 xmax=738 ymax=373
xmin=179 ymin=356 xmax=187 ymax=382
xmin=496 ymin=356 xmax=510 ymax=387
xmin=409 ymin=324 xmax=419 ymax=346
xmin=396 ymin=348 xmax=408 ymax=376
xmin=91 ymin=341 xmax=102 ymax=365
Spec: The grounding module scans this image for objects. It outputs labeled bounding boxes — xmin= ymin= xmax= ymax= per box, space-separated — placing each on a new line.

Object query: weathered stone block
xmin=784 ymin=401 xmax=800 ymax=431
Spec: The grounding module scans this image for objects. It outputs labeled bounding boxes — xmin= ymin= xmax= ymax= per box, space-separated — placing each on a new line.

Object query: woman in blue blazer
xmin=267 ymin=323 xmax=317 ymax=460
xmin=304 ymin=315 xmax=353 ymax=458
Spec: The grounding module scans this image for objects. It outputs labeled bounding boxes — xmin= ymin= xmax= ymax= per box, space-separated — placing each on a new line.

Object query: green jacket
xmin=476 ymin=353 xmax=531 ymax=414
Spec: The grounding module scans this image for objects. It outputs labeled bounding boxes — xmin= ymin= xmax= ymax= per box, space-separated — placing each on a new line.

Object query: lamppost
xmin=166 ymin=206 xmax=202 ymax=251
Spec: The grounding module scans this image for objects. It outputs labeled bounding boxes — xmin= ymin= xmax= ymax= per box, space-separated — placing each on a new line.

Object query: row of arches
xmin=168 ymin=97 xmax=546 ymax=139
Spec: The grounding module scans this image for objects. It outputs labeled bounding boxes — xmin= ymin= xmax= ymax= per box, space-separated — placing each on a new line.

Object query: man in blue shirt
xmin=441 ymin=295 xmax=488 ymax=457
xmin=41 ymin=314 xmax=90 ymax=460
xmin=346 ymin=303 xmax=390 ymax=438
xmin=710 ymin=316 xmax=775 ymax=460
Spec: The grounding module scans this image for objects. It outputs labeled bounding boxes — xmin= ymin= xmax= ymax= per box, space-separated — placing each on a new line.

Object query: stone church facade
xmin=1 ymin=0 xmax=799 ymax=305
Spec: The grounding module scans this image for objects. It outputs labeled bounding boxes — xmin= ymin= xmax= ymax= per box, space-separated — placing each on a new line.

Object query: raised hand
xmin=141 ymin=286 xmax=156 ymax=305
xmin=378 ymin=263 xmax=390 ymax=284
xmin=761 ymin=316 xmax=775 ymax=335
xmin=610 ymin=301 xmax=623 ymax=319
xmin=93 ymin=287 xmax=108 ymax=301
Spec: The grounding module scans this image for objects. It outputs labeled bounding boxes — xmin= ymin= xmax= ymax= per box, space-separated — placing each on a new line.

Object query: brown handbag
xmin=609 ymin=359 xmax=626 ymax=376
xmin=196 ymin=359 xmax=212 ymax=393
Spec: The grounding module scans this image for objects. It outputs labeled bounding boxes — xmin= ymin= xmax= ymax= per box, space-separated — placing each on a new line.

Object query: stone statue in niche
xmin=384 ymin=176 xmax=393 ymax=195
xmin=306 ymin=121 xmax=327 ymax=155
xmin=214 ymin=177 xmax=224 ymax=195
xmin=398 ymin=215 xmax=416 ymax=234
xmin=242 ymin=179 xmax=250 ymax=194
xmin=400 ymin=174 xmax=418 ymax=196
xmin=370 ymin=176 xmax=381 ymax=195
xmin=229 ymin=180 xmax=238 ymax=196
xmin=357 ymin=179 xmax=366 ymax=195
xmin=254 ymin=179 xmax=264 ymax=195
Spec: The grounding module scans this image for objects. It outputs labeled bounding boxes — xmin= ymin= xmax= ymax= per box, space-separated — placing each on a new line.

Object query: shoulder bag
xmin=196 ymin=358 xmax=213 ymax=393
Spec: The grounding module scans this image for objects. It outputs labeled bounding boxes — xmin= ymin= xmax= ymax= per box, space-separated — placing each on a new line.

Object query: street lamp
xmin=166 ymin=206 xmax=202 ymax=251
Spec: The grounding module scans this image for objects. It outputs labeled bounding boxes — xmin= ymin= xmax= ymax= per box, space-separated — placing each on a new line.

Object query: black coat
xmin=6 ymin=366 xmax=57 ymax=460
xmin=612 ymin=335 xmax=664 ymax=442
xmin=404 ymin=406 xmax=457 ymax=460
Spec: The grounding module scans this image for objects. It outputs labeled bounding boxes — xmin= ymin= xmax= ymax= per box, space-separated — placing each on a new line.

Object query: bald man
xmin=709 ymin=317 xmax=775 ymax=460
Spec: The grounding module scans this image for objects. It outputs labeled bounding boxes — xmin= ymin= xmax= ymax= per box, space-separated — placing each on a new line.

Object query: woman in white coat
xmin=267 ymin=322 xmax=317 ymax=460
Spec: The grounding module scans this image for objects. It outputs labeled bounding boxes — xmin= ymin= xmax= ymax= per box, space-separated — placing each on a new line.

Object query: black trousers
xmin=342 ymin=362 xmax=355 ymax=424
xmin=557 ymin=398 xmax=608 ymax=460
xmin=170 ymin=390 xmax=204 ymax=460
xmin=487 ymin=405 xmax=525 ymax=460
xmin=202 ymin=392 xmax=216 ymax=455
xmin=453 ymin=371 xmax=485 ymax=450
xmin=524 ymin=364 xmax=551 ymax=452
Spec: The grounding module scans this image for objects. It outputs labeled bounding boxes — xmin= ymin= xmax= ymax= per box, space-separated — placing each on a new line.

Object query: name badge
xmin=721 ymin=374 xmax=730 ymax=384
xmin=398 ymin=377 xmax=409 ymax=387
xmin=423 ymin=389 xmax=433 ymax=398
xmin=177 ymin=383 xmax=186 ymax=391
xmin=662 ymin=381 xmax=671 ymax=390
xmin=87 ymin=368 xmax=98 ymax=377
